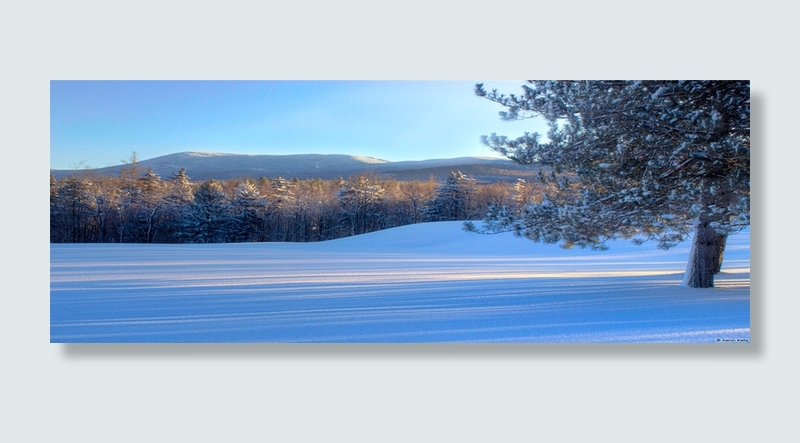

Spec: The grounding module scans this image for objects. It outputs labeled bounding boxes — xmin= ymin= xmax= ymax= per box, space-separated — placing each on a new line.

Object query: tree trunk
xmin=682 ymin=221 xmax=726 ymax=288
xmin=713 ymin=233 xmax=727 ymax=274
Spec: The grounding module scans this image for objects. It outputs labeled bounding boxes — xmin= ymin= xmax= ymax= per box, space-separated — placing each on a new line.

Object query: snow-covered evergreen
xmin=179 ymin=180 xmax=234 ymax=243
xmin=50 ymin=175 xmax=95 ymax=243
xmin=473 ymin=81 xmax=750 ymax=288
xmin=424 ymin=170 xmax=476 ymax=221
xmin=133 ymin=168 xmax=167 ymax=243
xmin=265 ymin=177 xmax=297 ymax=241
xmin=337 ymin=174 xmax=386 ymax=236
xmin=232 ymin=180 xmax=267 ymax=242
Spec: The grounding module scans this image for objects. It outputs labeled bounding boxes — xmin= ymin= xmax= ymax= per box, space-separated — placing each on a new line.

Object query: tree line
xmin=50 ymin=163 xmax=546 ymax=244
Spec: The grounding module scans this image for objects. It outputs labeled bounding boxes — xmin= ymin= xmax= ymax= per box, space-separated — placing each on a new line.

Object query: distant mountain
xmin=50 ymin=151 xmax=545 ymax=182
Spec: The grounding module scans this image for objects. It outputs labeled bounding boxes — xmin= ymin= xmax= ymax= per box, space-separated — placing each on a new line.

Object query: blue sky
xmin=50 ymin=80 xmax=546 ymax=170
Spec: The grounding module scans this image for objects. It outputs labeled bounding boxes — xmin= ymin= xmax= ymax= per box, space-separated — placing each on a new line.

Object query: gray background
xmin=6 ymin=0 xmax=790 ymax=441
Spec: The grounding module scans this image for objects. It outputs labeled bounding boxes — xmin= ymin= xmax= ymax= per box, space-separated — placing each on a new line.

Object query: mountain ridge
xmin=50 ymin=151 xmax=544 ymax=182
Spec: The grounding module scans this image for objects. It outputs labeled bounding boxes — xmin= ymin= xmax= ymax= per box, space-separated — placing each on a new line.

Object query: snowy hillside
xmin=50 ymin=221 xmax=750 ymax=343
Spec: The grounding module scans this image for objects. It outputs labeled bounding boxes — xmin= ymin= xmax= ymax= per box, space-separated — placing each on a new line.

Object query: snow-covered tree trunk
xmin=681 ymin=220 xmax=727 ymax=288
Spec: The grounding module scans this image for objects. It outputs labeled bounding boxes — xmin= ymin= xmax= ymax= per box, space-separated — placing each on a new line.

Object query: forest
xmin=50 ymin=163 xmax=548 ymax=244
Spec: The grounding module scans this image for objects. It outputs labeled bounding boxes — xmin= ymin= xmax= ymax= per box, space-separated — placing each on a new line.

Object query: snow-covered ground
xmin=50 ymin=221 xmax=750 ymax=343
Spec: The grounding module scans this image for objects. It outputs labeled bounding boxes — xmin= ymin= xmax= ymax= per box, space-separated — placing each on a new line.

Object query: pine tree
xmin=337 ymin=174 xmax=386 ymax=236
xmin=167 ymin=168 xmax=193 ymax=204
xmin=135 ymin=168 xmax=166 ymax=243
xmin=266 ymin=177 xmax=297 ymax=241
xmin=232 ymin=180 xmax=267 ymax=242
xmin=424 ymin=171 xmax=475 ymax=221
xmin=472 ymin=81 xmax=749 ymax=288
xmin=51 ymin=175 xmax=95 ymax=242
xmin=180 ymin=180 xmax=234 ymax=243
xmin=162 ymin=168 xmax=194 ymax=242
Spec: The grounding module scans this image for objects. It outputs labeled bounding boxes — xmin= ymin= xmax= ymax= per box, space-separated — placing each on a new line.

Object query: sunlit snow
xmin=50 ymin=221 xmax=750 ymax=343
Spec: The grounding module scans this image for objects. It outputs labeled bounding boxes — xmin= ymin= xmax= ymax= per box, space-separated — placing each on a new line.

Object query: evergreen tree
xmin=232 ymin=180 xmax=267 ymax=242
xmin=337 ymin=174 xmax=386 ymax=236
xmin=266 ymin=177 xmax=297 ymax=241
xmin=51 ymin=175 xmax=95 ymax=242
xmin=134 ymin=168 xmax=166 ymax=243
xmin=167 ymin=168 xmax=193 ymax=203
xmin=471 ymin=80 xmax=749 ymax=288
xmin=50 ymin=174 xmax=60 ymax=242
xmin=509 ymin=179 xmax=527 ymax=212
xmin=425 ymin=171 xmax=475 ymax=221
xmin=180 ymin=180 xmax=234 ymax=243
xmin=163 ymin=168 xmax=194 ymax=242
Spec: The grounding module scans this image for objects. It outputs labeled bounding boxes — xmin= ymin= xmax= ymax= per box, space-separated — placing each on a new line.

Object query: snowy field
xmin=50 ymin=221 xmax=750 ymax=343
